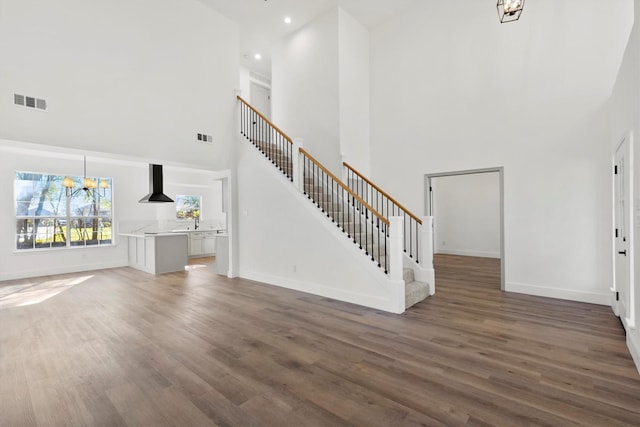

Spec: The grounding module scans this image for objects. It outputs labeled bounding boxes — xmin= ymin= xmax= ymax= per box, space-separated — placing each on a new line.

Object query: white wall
xmin=239 ymin=66 xmax=252 ymax=101
xmin=610 ymin=0 xmax=640 ymax=373
xmin=272 ymin=8 xmax=341 ymax=174
xmin=338 ymin=8 xmax=371 ymax=176
xmin=0 ymin=0 xmax=239 ymax=170
xmin=432 ymin=172 xmax=500 ymax=259
xmin=0 ymin=139 xmax=225 ymax=281
xmin=271 ymin=7 xmax=371 ymax=177
xmin=369 ymin=1 xmax=633 ymax=305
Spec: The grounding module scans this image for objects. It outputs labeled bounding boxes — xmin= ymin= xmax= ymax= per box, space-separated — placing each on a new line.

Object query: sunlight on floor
xmin=184 ymin=264 xmax=208 ymax=271
xmin=0 ymin=275 xmax=93 ymax=309
xmin=185 ymin=256 xmax=214 ymax=272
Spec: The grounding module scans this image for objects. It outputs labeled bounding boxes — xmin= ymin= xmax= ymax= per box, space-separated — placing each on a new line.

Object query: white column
xmin=420 ymin=216 xmax=434 ymax=269
xmin=389 ymin=216 xmax=405 ymax=313
xmin=421 ymin=216 xmax=435 ymax=295
xmin=389 ymin=216 xmax=404 ymax=282
xmin=292 ymin=137 xmax=304 ymax=191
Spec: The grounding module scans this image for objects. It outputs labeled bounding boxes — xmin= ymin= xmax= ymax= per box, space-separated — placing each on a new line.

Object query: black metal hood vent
xmin=139 ymin=164 xmax=174 ymax=203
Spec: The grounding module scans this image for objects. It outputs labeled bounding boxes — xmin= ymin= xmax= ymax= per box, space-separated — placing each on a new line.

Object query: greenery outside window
xmin=176 ymin=195 xmax=201 ymax=220
xmin=15 ymin=172 xmax=113 ymax=250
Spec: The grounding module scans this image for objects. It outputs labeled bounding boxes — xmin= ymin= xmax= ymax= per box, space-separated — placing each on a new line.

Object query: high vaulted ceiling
xmin=198 ymin=0 xmax=635 ymax=97
xmin=198 ymin=0 xmax=418 ymax=76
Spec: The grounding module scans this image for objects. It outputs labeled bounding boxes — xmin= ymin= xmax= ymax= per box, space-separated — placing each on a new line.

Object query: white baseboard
xmin=628 ymin=331 xmax=640 ymax=375
xmin=435 ymin=249 xmax=500 ymax=259
xmin=0 ymin=260 xmax=128 ymax=282
xmin=239 ymin=269 xmax=401 ymax=313
xmin=506 ymin=281 xmax=610 ymax=305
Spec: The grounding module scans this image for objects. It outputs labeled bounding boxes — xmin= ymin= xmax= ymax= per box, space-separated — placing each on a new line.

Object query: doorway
xmin=425 ymin=168 xmax=505 ymax=291
xmin=613 ymin=132 xmax=635 ymax=330
xmin=250 ymin=82 xmax=271 ymax=120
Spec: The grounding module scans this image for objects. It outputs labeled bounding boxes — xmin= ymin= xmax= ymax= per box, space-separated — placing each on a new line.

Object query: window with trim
xmin=175 ymin=195 xmax=201 ymax=220
xmin=14 ymin=172 xmax=113 ymax=250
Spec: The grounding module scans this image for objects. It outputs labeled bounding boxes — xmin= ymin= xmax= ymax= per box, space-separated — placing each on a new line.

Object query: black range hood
xmin=139 ymin=164 xmax=174 ymax=203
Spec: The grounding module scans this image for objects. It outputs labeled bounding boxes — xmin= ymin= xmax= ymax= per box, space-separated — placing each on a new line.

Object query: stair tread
xmin=403 ymin=268 xmax=415 ymax=283
xmin=405 ymin=280 xmax=429 ymax=309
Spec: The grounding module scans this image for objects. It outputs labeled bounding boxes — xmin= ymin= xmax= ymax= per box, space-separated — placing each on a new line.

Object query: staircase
xmin=308 ymin=177 xmax=430 ymax=309
xmin=300 ymin=148 xmax=390 ymax=272
xmin=237 ymin=96 xmax=434 ymax=311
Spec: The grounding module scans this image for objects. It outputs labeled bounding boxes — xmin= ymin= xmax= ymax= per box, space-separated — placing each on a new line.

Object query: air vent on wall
xmin=14 ymin=93 xmax=47 ymax=111
xmin=197 ymin=133 xmax=213 ymax=144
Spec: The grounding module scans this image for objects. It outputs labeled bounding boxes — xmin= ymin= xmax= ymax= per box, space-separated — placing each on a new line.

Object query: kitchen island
xmin=119 ymin=232 xmax=188 ymax=274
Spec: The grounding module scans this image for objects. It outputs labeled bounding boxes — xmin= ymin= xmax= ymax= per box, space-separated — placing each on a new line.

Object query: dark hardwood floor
xmin=1 ymin=255 xmax=639 ymax=426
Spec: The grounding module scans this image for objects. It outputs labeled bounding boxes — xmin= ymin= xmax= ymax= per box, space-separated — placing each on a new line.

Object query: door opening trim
xmin=613 ymin=131 xmax=635 ymax=330
xmin=425 ymin=167 xmax=505 ymax=291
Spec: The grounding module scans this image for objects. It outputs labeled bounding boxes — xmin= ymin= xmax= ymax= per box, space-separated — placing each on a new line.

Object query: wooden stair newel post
xmin=389 ymin=216 xmax=405 ymax=313
xmin=293 ymin=138 xmax=304 ymax=191
xmin=421 ymin=216 xmax=436 ymax=295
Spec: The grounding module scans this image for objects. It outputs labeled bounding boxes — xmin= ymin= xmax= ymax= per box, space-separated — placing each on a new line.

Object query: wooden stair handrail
xmin=343 ymin=162 xmax=422 ymax=225
xmin=237 ymin=96 xmax=293 ymax=145
xmin=300 ymin=148 xmax=390 ymax=226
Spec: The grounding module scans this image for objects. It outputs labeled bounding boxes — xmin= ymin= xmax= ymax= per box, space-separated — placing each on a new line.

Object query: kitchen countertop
xmin=167 ymin=229 xmax=226 ymax=234
xmin=119 ymin=230 xmax=226 ymax=238
xmin=119 ymin=232 xmax=189 ymax=238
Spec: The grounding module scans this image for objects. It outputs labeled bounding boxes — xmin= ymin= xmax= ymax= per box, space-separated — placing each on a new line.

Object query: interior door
xmin=614 ymin=137 xmax=632 ymax=328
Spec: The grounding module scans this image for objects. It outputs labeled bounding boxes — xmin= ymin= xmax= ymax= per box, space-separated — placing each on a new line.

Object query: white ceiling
xmin=197 ymin=0 xmax=418 ymax=76
xmin=196 ymin=0 xmax=634 ymax=96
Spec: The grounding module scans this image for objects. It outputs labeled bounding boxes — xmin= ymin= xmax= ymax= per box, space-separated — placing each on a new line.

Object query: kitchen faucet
xmin=194 ymin=217 xmax=200 ymax=230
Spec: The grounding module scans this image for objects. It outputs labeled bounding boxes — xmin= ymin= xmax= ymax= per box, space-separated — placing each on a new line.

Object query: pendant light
xmin=62 ymin=155 xmax=108 ymax=197
xmin=497 ymin=0 xmax=525 ymax=23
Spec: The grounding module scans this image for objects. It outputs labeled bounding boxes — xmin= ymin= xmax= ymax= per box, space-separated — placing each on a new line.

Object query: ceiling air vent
xmin=14 ymin=93 xmax=47 ymax=111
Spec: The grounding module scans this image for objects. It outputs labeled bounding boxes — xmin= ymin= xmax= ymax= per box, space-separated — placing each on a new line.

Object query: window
xmin=175 ymin=195 xmax=201 ymax=220
xmin=15 ymin=172 xmax=113 ymax=250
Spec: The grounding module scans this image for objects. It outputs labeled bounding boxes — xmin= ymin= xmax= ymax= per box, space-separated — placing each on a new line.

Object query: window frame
xmin=175 ymin=194 xmax=202 ymax=220
xmin=14 ymin=170 xmax=114 ymax=251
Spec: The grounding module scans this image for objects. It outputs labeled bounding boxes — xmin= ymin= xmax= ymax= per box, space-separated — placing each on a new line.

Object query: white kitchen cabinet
xmin=188 ymin=231 xmax=216 ymax=257
xmin=121 ymin=233 xmax=188 ymax=274
xmin=189 ymin=233 xmax=203 ymax=256
xmin=203 ymin=232 xmax=216 ymax=254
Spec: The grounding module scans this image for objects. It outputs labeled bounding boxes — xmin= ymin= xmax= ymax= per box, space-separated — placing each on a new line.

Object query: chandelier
xmin=62 ymin=156 xmax=109 ymax=196
xmin=497 ymin=0 xmax=525 ymax=23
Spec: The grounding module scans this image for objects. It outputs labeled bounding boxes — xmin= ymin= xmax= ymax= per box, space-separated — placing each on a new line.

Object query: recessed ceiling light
xmin=284 ymin=16 xmax=292 ymax=24
xmin=254 ymin=53 xmax=262 ymax=60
